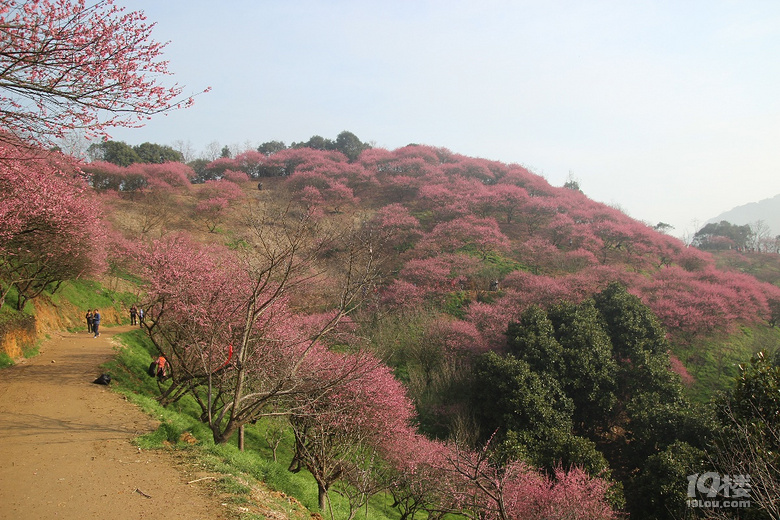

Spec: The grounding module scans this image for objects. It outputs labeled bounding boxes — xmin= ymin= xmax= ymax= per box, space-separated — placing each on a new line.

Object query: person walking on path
xmin=138 ymin=308 xmax=144 ymax=328
xmin=86 ymin=309 xmax=93 ymax=334
xmin=92 ymin=309 xmax=101 ymax=337
xmin=130 ymin=305 xmax=137 ymax=326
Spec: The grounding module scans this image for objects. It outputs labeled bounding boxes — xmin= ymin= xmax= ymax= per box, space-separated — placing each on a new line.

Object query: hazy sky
xmin=108 ymin=1 xmax=780 ymax=238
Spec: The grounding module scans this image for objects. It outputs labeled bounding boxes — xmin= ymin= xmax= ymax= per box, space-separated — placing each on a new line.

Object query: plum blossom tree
xmin=384 ymin=432 xmax=452 ymax=520
xmin=420 ymin=216 xmax=510 ymax=259
xmin=133 ymin=177 xmax=178 ymax=235
xmin=288 ymin=355 xmax=416 ymax=513
xmin=193 ymin=179 xmax=245 ymax=232
xmin=0 ymin=0 xmax=207 ymax=145
xmin=372 ymin=203 xmax=421 ymax=252
xmin=475 ymin=183 xmax=528 ymax=223
xmin=137 ymin=200 xmax=383 ymax=444
xmin=0 ymin=135 xmax=105 ymax=309
xmin=442 ymin=441 xmax=616 ymax=520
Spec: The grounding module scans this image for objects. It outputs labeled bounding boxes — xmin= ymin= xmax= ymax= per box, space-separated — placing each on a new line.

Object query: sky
xmin=107 ymin=0 xmax=780 ymax=239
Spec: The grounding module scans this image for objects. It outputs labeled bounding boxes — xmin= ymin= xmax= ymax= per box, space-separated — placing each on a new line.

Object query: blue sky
xmin=108 ymin=1 xmax=780 ymax=238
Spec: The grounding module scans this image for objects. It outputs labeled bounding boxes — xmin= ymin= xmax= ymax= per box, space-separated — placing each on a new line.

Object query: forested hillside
xmin=71 ymin=138 xmax=780 ymax=518
xmin=5 ymin=131 xmax=780 ymax=518
xmin=3 ymin=0 xmax=778 ymax=517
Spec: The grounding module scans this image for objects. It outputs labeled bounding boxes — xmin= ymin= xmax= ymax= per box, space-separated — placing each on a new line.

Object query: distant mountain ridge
xmin=707 ymin=193 xmax=780 ymax=236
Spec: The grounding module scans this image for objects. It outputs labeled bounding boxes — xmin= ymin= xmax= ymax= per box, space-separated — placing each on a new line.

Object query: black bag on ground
xmin=147 ymin=361 xmax=157 ymax=377
xmin=93 ymin=373 xmax=111 ymax=385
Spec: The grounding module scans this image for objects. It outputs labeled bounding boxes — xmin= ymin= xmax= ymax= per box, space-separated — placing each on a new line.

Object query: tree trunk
xmin=318 ymin=482 xmax=328 ymax=511
xmin=238 ymin=425 xmax=245 ymax=451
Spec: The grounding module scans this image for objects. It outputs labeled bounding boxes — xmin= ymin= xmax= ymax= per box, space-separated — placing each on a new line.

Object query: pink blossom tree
xmin=372 ymin=203 xmax=422 ymax=253
xmin=0 ymin=135 xmax=105 ymax=309
xmin=419 ymin=216 xmax=510 ymax=259
xmin=133 ymin=162 xmax=194 ymax=188
xmin=289 ymin=355 xmax=416 ymax=514
xmin=442 ymin=442 xmax=616 ymax=520
xmin=193 ymin=179 xmax=245 ymax=232
xmin=383 ymin=431 xmax=452 ymax=520
xmin=475 ymin=183 xmax=529 ymax=223
xmin=0 ymin=0 xmax=207 ymax=145
xmin=137 ymin=200 xmax=383 ymax=444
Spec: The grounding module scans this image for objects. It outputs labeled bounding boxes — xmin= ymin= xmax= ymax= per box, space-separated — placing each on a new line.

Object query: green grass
xmin=0 ymin=351 xmax=13 ymax=369
xmin=104 ymin=329 xmax=404 ymax=520
xmin=52 ymin=279 xmax=137 ymax=329
xmin=675 ymin=325 xmax=780 ymax=403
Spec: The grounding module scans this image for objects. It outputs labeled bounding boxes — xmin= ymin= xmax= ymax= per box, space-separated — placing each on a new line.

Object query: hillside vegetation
xmin=4 ymin=134 xmax=780 ymax=519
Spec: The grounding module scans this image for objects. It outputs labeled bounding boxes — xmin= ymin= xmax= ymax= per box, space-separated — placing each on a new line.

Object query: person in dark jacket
xmin=92 ymin=309 xmax=101 ymax=338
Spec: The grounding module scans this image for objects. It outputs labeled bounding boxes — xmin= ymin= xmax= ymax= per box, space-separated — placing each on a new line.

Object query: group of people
xmin=85 ymin=309 xmax=101 ymax=337
xmin=129 ymin=304 xmax=144 ymax=327
xmin=86 ymin=304 xmax=167 ymax=379
xmin=85 ymin=304 xmax=146 ymax=336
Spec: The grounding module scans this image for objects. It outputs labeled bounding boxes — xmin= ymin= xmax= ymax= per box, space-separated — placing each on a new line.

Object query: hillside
xmin=707 ymin=193 xmax=780 ymax=236
xmin=88 ymin=144 xmax=780 ymax=346
xmin=81 ymin=143 xmax=780 ymax=416
xmin=6 ymin=140 xmax=780 ymax=520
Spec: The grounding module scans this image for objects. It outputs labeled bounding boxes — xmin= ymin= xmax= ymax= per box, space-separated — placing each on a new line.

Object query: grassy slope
xmin=105 ymin=328 xmax=403 ymax=520
xmin=679 ymin=249 xmax=780 ymax=402
xmin=676 ymin=325 xmax=780 ymax=403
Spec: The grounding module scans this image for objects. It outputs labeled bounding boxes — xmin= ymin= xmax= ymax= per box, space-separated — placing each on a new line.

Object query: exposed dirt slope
xmin=0 ymin=325 xmax=230 ymax=520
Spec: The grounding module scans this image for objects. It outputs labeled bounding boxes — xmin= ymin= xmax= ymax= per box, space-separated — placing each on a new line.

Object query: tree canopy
xmin=0 ymin=0 xmax=206 ymax=145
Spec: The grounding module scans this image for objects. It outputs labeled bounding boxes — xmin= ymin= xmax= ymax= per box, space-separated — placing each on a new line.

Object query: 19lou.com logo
xmin=687 ymin=472 xmax=751 ymax=509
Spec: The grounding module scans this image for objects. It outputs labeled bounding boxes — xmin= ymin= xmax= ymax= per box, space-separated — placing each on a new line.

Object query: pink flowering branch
xmin=0 ymin=0 xmax=209 ymax=145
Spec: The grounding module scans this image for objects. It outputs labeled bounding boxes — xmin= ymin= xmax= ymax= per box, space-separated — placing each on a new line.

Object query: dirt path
xmin=0 ymin=325 xmax=231 ymax=520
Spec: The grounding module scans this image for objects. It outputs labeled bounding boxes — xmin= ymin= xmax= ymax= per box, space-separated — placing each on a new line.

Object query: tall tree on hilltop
xmin=86 ymin=140 xmax=140 ymax=166
xmin=133 ymin=142 xmax=184 ymax=164
xmin=335 ymin=130 xmax=370 ymax=162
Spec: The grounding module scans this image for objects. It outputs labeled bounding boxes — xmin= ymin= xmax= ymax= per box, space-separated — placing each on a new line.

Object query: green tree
xmin=87 ymin=140 xmax=140 ymax=166
xmin=470 ymin=351 xmax=607 ymax=473
xmin=693 ymin=220 xmax=753 ymax=250
xmin=133 ymin=142 xmax=184 ymax=163
xmin=653 ymin=222 xmax=674 ymax=233
xmin=709 ymin=352 xmax=780 ymax=519
xmin=630 ymin=441 xmax=707 ymax=520
xmin=499 ymin=284 xmax=710 ymax=519
xmin=335 ymin=130 xmax=370 ymax=162
xmin=295 ymin=135 xmax=334 ymax=151
xmin=593 ymin=282 xmax=678 ymax=400
xmin=590 ymin=283 xmax=712 ymax=519
xmin=506 ymin=305 xmax=565 ymax=378
xmin=187 ymin=158 xmax=211 ymax=184
xmin=257 ymin=140 xmax=286 ymax=155
xmin=548 ymin=301 xmax=619 ymax=435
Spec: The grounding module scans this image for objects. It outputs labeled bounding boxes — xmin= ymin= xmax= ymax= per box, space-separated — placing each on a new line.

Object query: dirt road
xmin=0 ymin=325 xmax=230 ymax=520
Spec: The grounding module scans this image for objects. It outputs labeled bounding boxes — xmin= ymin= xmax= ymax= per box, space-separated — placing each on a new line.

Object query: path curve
xmin=0 ymin=325 xmax=230 ymax=520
